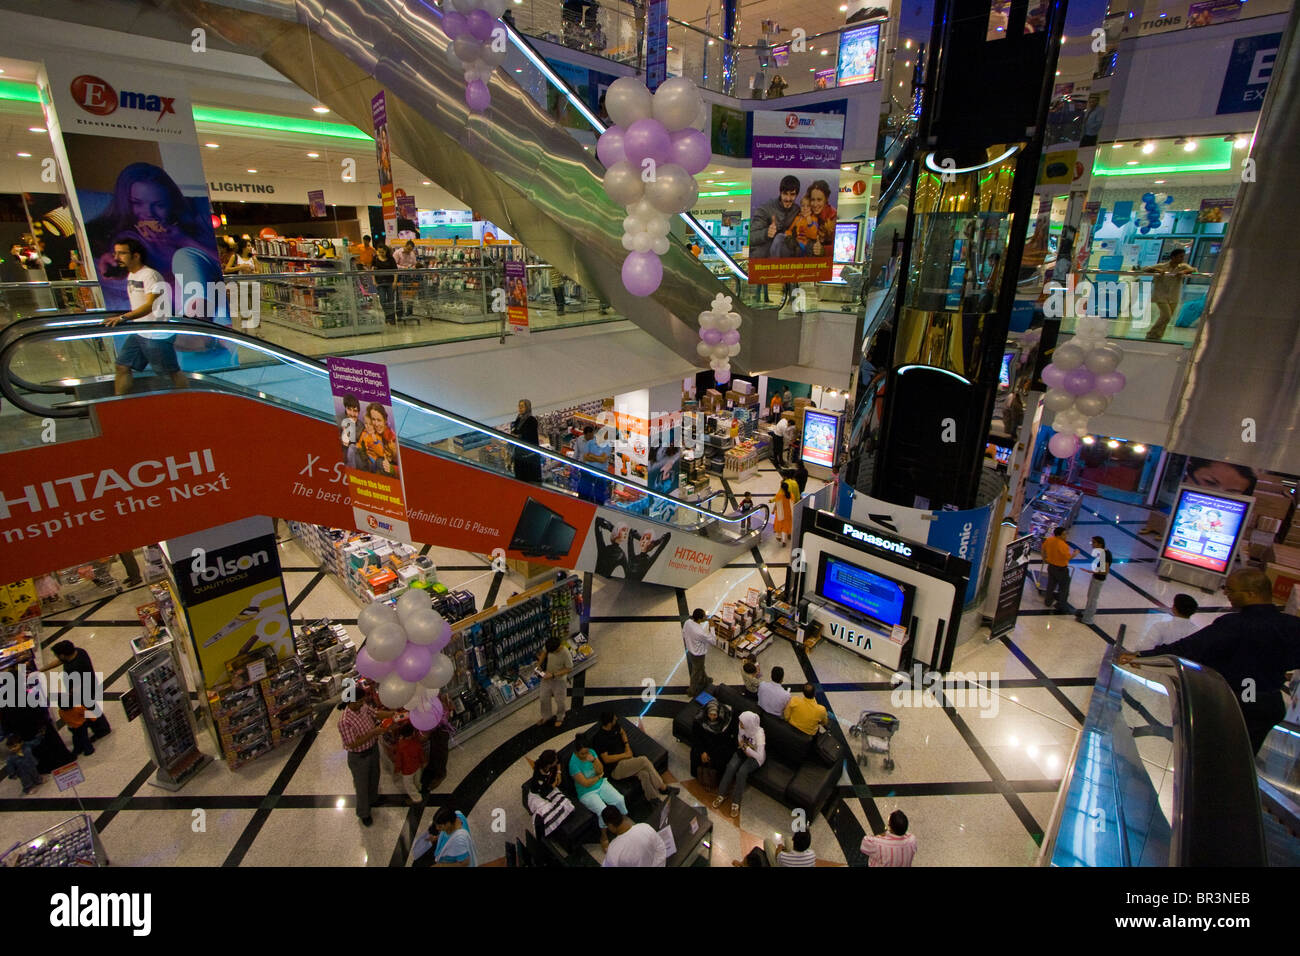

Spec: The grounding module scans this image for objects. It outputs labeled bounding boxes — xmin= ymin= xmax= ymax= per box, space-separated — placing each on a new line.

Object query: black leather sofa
xmin=673 ymin=683 xmax=845 ymax=816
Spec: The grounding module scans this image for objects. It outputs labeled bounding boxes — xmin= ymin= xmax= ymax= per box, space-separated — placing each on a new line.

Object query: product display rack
xmin=2 ymin=814 xmax=108 ymax=867
xmin=128 ymin=644 xmax=210 ymax=791
xmin=706 ymin=587 xmax=774 ymax=660
xmin=1026 ymin=485 xmax=1083 ymax=550
xmin=254 ymin=237 xmax=386 ymax=337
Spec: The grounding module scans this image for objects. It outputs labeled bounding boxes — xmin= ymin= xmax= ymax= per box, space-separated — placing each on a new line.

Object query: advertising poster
xmin=835 ymin=23 xmax=880 ymax=86
xmin=327 ymin=357 xmax=411 ymax=542
xmin=800 ymin=409 xmax=840 ymax=468
xmin=371 ymin=91 xmax=398 ymax=241
xmin=505 ymin=259 xmax=529 ymax=335
xmin=1162 ymin=488 xmax=1250 ymax=574
xmin=1188 ymin=0 xmax=1242 ymax=28
xmin=43 ymin=64 xmax=226 ymax=341
xmin=1198 ymin=199 xmax=1234 ymax=224
xmin=167 ymin=518 xmax=292 ymax=685
xmin=307 ymin=189 xmax=326 ymax=218
xmin=575 ymin=505 xmax=735 ymax=588
xmin=396 ymin=193 xmax=417 ymax=223
xmin=1217 ymin=32 xmax=1281 ymax=114
xmin=991 ymin=534 xmax=1033 ymax=637
xmin=814 ymin=68 xmax=837 ymax=91
xmin=646 ymin=0 xmax=669 ymax=91
xmin=748 ymin=110 xmax=844 ymax=284
xmin=710 ymin=104 xmax=747 ymax=158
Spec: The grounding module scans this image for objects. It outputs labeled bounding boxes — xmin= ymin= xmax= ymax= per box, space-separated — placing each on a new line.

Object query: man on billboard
xmin=750 ymin=175 xmax=801 ymax=260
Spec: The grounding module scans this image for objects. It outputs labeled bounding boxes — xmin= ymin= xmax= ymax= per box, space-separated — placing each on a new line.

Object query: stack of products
xmin=724 ymin=441 xmax=760 ymax=480
xmin=1027 ymin=486 xmax=1082 ymax=548
xmin=209 ymin=681 xmax=271 ymax=770
xmin=209 ymin=650 xmax=315 ymax=769
xmin=261 ymin=658 xmax=313 ymax=746
xmin=290 ymin=522 xmax=438 ymax=605
xmin=295 ymin=618 xmax=359 ymax=701
xmin=1 ymin=577 xmax=40 ymax=675
xmin=706 ymin=589 xmax=771 ymax=659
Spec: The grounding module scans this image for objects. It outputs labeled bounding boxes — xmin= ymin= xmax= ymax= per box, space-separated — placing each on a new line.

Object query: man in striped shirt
xmin=861 ymin=810 xmax=917 ymax=866
xmin=339 ymin=693 xmax=389 ymax=826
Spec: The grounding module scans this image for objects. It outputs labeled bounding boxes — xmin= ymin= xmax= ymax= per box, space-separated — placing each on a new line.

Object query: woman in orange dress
xmin=773 ymin=482 xmax=794 ymax=545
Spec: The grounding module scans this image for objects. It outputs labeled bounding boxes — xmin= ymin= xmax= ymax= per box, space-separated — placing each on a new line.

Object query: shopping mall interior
xmin=0 ymin=0 xmax=1297 ymax=873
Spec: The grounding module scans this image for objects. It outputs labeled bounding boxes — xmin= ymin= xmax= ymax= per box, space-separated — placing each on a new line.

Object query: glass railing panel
xmin=1054 ymin=269 xmax=1211 ymax=346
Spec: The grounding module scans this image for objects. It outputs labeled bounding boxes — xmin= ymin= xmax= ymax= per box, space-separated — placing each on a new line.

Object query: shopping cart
xmin=41 ymin=560 xmax=121 ymax=612
xmin=848 ymin=711 xmax=900 ymax=771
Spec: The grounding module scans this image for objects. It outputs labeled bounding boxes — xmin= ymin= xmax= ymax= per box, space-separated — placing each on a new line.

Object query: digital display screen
xmin=833 ymin=221 xmax=860 ymax=263
xmin=817 ymin=554 xmax=913 ymax=628
xmin=771 ymin=43 xmax=789 ymax=66
xmin=1162 ymin=487 xmax=1251 ymax=574
xmin=999 ymin=350 xmax=1017 ymax=389
xmin=836 ymin=23 xmax=880 ymax=86
xmin=800 ymin=409 xmax=840 ymax=468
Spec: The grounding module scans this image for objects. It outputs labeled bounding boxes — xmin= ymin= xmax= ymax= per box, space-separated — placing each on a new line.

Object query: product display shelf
xmin=1026 ymin=486 xmax=1083 ymax=550
xmin=2 ymin=814 xmax=108 ymax=867
xmin=0 ymin=577 xmax=41 ymax=674
xmin=128 ymin=644 xmax=210 ymax=790
xmin=706 ymin=587 xmax=773 ymax=660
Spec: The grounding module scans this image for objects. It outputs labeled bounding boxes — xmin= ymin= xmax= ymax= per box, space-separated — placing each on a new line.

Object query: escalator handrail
xmin=0 ymin=314 xmax=771 ymax=535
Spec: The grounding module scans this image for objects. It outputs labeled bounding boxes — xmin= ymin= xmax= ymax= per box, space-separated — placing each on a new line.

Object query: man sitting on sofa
xmin=783 ymin=684 xmax=829 ymax=735
xmin=594 ymin=712 xmax=679 ymax=803
xmin=757 ymin=666 xmax=792 ymax=717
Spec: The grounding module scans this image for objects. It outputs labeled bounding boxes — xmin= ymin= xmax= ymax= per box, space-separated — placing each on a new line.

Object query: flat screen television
xmin=1161 ymin=486 xmax=1252 ymax=575
xmin=998 ymin=348 xmax=1018 ymax=389
xmin=833 ymin=221 xmax=860 ymax=264
xmin=800 ymin=409 xmax=840 ymax=468
xmin=816 ymin=553 xmax=915 ymax=630
xmin=835 ymin=23 xmax=880 ymax=86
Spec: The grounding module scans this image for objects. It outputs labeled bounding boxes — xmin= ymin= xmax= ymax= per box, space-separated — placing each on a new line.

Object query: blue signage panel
xmin=1217 ymin=32 xmax=1281 ymax=114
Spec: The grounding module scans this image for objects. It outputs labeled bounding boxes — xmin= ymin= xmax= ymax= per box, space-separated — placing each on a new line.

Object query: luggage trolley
xmin=848 ymin=711 xmax=900 ymax=771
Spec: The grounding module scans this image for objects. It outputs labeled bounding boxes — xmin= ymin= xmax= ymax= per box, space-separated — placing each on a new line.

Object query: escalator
xmin=143 ymin=0 xmax=800 ymax=371
xmin=0 ymin=314 xmax=768 ymax=588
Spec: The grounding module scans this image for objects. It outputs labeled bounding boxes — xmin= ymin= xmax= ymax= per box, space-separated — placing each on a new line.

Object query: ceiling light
xmin=1107 ymin=439 xmax=1119 ymax=449
xmin=904 ymin=39 xmax=911 ymax=48
xmin=839 ymin=3 xmax=848 ymax=9
xmin=204 ymin=142 xmax=219 ymax=148
xmin=1141 ymin=141 xmax=1155 ymax=154
xmin=421 ymin=180 xmax=431 ymax=185
xmin=714 ymin=169 xmax=724 ymax=173
xmin=820 ymin=49 xmax=830 ymax=55
xmin=28 ymin=126 xmax=45 ymax=133
xmin=1111 ymin=143 xmax=1123 ymax=149
xmin=0 ymin=69 xmax=5 ymax=74
xmin=1126 ymin=160 xmax=1139 ymax=165
xmin=1233 ymin=136 xmax=1248 ymax=149
xmin=1183 ymin=140 xmax=1196 ymax=152
xmin=515 ymin=68 xmax=523 ymax=72
xmin=708 ymin=39 xmax=715 ymax=45
xmin=247 ymin=168 xmax=257 ymax=173
xmin=667 ymin=45 xmax=673 ymax=51
xmin=1027 ymin=745 xmax=1039 ymax=758
xmin=705 ymin=180 xmax=714 ymax=184
xmin=312 ymin=105 xmax=330 ymax=114
xmin=15 ymin=152 xmax=30 ymax=157
xmin=1154 ymin=179 xmax=1165 ymax=184
xmin=1082 ymin=436 xmax=1095 ymax=445
xmin=306 ymin=152 xmax=319 ymax=158
xmin=1132 ymin=444 xmax=1146 ymax=453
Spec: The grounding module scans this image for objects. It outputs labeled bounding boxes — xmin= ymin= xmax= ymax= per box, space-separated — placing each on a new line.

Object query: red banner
xmin=0 ymin=392 xmax=596 ymax=585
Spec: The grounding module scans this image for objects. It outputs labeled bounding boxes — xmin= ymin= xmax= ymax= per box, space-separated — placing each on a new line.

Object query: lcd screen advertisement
xmin=817 ymin=554 xmax=913 ymax=628
xmin=833 ymin=221 xmax=860 ymax=264
xmin=835 ymin=23 xmax=880 ymax=86
xmin=1162 ymin=487 xmax=1251 ymax=574
xmin=800 ymin=409 xmax=841 ymax=468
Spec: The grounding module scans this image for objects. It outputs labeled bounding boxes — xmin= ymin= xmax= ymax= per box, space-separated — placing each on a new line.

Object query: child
xmin=740 ymin=491 xmax=755 ymax=532
xmin=741 ymin=660 xmax=760 ymax=697
xmin=5 ymin=734 xmax=43 ymax=794
xmin=59 ymin=703 xmax=93 ymax=758
xmin=358 ymin=403 xmax=396 ymax=473
xmin=340 ymin=394 xmax=361 ymax=469
xmin=391 ymin=722 xmax=426 ymax=806
xmin=786 ymin=195 xmax=821 ymax=256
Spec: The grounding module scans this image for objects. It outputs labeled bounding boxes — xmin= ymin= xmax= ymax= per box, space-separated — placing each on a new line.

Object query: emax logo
xmin=784 ymin=113 xmax=815 ymax=129
xmin=366 ymin=516 xmax=394 ymax=531
xmin=70 ymin=75 xmax=175 ymax=123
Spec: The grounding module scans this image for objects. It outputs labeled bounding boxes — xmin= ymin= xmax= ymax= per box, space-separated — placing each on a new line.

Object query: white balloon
xmin=644 ymin=163 xmax=695 ymax=215
xmin=1074 ymin=391 xmax=1110 ymax=417
xmin=711 ymin=344 xmax=729 ymax=358
xmin=378 ymin=671 xmax=417 ymax=709
xmin=651 ymin=236 xmax=670 ymax=255
xmin=357 ymin=601 xmax=399 ymax=637
xmin=645 ymin=215 xmax=671 ymax=237
xmin=366 ymin=622 xmax=407 ymax=662
xmin=454 ymin=36 xmax=483 ymax=64
xmin=419 ymin=667 xmax=445 ymax=690
xmin=478 ymin=42 xmax=507 ymax=69
xmin=726 ymin=343 xmax=741 ymax=356
xmin=698 ymin=311 xmax=719 ymax=329
xmin=426 ymin=653 xmax=455 ymax=688
xmin=725 ymin=312 xmax=742 ymax=330
xmin=632 ymin=231 xmax=652 ymax=253
xmin=1073 ymin=425 xmax=1091 ymax=438
xmin=602 ymin=161 xmax=645 ymax=205
xmin=480 ymin=0 xmax=508 ymax=17
xmin=1052 ymin=342 xmax=1086 ymax=370
xmin=696 ymin=340 xmax=713 ymax=357
xmin=651 ymin=76 xmax=705 ymax=132
xmin=404 ymin=608 xmax=447 ymax=646
xmin=605 ymin=76 xmax=653 ymax=128
xmin=622 ymin=215 xmax=638 ymax=234
xmin=621 ymin=232 xmax=637 ymax=251
xmin=629 ymin=198 xmax=656 ymax=221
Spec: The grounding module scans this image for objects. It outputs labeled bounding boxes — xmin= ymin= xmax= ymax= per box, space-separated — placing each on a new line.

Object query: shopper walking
xmin=793 ymin=460 xmax=810 ymax=496
xmin=769 ymin=415 xmax=790 ymax=466
xmin=44 ymin=641 xmax=110 ymax=740
xmin=861 ymin=810 xmax=918 ymax=866
xmin=593 ymin=711 xmax=678 ymax=803
xmin=372 ymin=243 xmax=398 ymax=324
xmin=1076 ymin=536 xmax=1112 ymax=625
xmin=420 ymin=694 xmax=453 ymax=794
xmin=1142 ymin=248 xmax=1195 ymax=341
xmin=1119 ymin=568 xmax=1300 ymax=754
xmin=393 ymin=239 xmax=419 ymax=319
xmin=4 ymin=735 xmax=43 ymax=794
xmin=511 ymin=398 xmax=543 ymax=483
xmin=535 ymin=635 xmax=572 ymax=728
xmin=549 ymin=266 xmax=568 ymax=315
xmin=1042 ymin=526 xmax=1073 ymax=612
xmin=414 ymin=806 xmax=479 ymax=867
xmin=682 ymin=608 xmax=713 ymax=698
xmin=773 ymin=482 xmax=794 ymax=546
xmin=712 ymin=710 xmax=765 ymax=817
xmin=338 ymin=694 xmax=387 ymax=826
xmin=1130 ymin=593 xmax=1200 ymax=653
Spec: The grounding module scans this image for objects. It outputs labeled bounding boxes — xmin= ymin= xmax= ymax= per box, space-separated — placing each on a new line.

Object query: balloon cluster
xmin=695 ymin=293 xmax=742 ymax=385
xmin=442 ymin=0 xmax=509 ymax=113
xmin=1137 ymin=191 xmax=1173 ymax=235
xmin=354 ymin=589 xmax=456 ymax=730
xmin=1042 ymin=316 xmax=1127 ymax=458
xmin=596 ymin=76 xmax=709 ymax=296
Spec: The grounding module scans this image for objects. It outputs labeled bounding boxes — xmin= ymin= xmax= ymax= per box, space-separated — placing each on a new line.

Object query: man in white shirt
xmin=769 ymin=416 xmax=790 ymax=466
xmin=1131 ymin=593 xmax=1200 ymax=653
xmin=756 ymin=665 xmax=792 ymax=716
xmin=861 ymin=810 xmax=918 ymax=866
xmin=600 ymin=806 xmax=667 ymax=867
xmin=682 ymin=608 xmax=713 ymax=698
xmin=102 ymin=238 xmax=183 ymax=396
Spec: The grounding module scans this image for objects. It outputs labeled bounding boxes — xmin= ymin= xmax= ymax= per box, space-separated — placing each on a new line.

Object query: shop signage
xmin=210 ymin=181 xmax=276 ymax=195
xmin=505 ymin=259 xmax=528 ymax=336
xmin=121 ymin=687 xmax=143 ymax=722
xmin=308 ymin=189 xmax=326 ymax=218
xmin=371 ymin=90 xmax=398 ymax=240
xmin=809 ymin=602 xmax=909 ymax=669
xmin=839 ymin=522 xmax=912 ymax=556
xmin=1217 ymin=32 xmax=1281 ymax=114
xmin=327 ymin=357 xmax=410 ymax=542
xmin=52 ymin=762 xmax=85 ymax=792
xmin=991 ymin=534 xmax=1033 ymax=637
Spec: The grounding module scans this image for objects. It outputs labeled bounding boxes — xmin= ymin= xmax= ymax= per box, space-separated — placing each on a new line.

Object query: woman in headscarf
xmin=511 ymin=398 xmax=542 ymax=483
xmin=711 ymin=710 xmax=765 ymax=817
xmin=690 ymin=700 xmax=735 ymax=790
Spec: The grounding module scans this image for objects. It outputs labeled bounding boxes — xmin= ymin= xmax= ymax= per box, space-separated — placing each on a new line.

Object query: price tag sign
xmin=247 ymin=660 xmax=268 ymax=682
xmin=53 ymin=762 xmax=85 ymax=791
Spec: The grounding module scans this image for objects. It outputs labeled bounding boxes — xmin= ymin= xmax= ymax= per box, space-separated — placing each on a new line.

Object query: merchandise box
xmin=1265 ymin=563 xmax=1300 ymax=603
xmin=1253 ymin=491 xmax=1292 ymax=519
xmin=732 ymin=380 xmax=754 ymax=395
xmin=1264 ymin=543 xmax=1300 ymax=570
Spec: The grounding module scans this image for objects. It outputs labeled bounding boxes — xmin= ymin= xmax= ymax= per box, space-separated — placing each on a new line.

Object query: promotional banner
xmin=371 ymin=91 xmax=398 ymax=241
xmin=42 ymin=63 xmax=226 ymax=338
xmin=307 ymin=189 xmax=327 ymax=218
xmin=748 ymin=111 xmax=844 ymax=284
xmin=505 ymin=259 xmax=529 ymax=335
xmin=1217 ymin=32 xmax=1281 ymax=114
xmin=574 ymin=507 xmax=740 ymax=588
xmin=1188 ymin=0 xmax=1243 ymax=27
xmin=0 ymin=392 xmax=601 ymax=585
xmin=1198 ymin=199 xmax=1234 ymax=224
xmin=328 ymin=357 xmax=411 ymax=542
xmin=991 ymin=534 xmax=1033 ymax=637
xmin=835 ymin=22 xmax=880 ymax=86
xmin=166 ymin=517 xmax=292 ymax=686
xmin=645 ymin=0 xmax=668 ymax=91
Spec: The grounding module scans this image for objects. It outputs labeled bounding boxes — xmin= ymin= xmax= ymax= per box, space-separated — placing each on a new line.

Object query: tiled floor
xmin=0 ymin=482 xmax=1235 ymax=867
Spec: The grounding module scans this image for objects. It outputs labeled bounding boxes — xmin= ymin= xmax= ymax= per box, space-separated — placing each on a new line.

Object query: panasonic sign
xmin=841 ymin=522 xmax=912 ymax=557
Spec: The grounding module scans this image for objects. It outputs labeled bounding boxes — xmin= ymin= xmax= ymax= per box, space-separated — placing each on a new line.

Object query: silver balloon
xmin=631 ymin=231 xmax=653 ymax=253
xmin=651 ymin=236 xmax=670 ymax=255
xmin=1073 ymin=391 xmax=1110 ymax=417
xmin=1043 ymin=389 xmax=1075 ymax=412
xmin=602 ymin=161 xmax=645 ymax=205
xmin=651 ymin=76 xmax=704 ymax=132
xmin=479 ymin=42 xmax=507 ymax=68
xmin=404 ymin=608 xmax=447 ymax=646
xmin=644 ymin=163 xmax=694 ymax=215
xmin=426 ymin=653 xmax=456 ymax=688
xmin=357 ymin=601 xmax=399 ymax=637
xmin=481 ymin=0 xmax=508 ymax=18
xmin=378 ymin=671 xmax=416 ymax=709
xmin=1052 ymin=342 xmax=1086 ymax=370
xmin=605 ymin=76 xmax=653 ymax=128
xmin=1085 ymin=343 xmax=1124 ymax=374
xmin=453 ymin=36 xmax=482 ymax=65
xmin=621 ymin=232 xmax=637 ymax=251
xmin=696 ymin=340 xmax=713 ymax=357
xmin=726 ymin=343 xmax=741 ymax=356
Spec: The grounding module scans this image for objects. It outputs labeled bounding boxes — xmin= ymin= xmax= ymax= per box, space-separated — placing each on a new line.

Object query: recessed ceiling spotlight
xmin=28 ymin=126 xmax=46 ymax=133
xmin=307 ymin=152 xmax=319 ymax=158
xmin=421 ymin=180 xmax=431 ymax=185
xmin=205 ymin=142 xmax=219 ymax=148
xmin=247 ymin=168 xmax=257 ymax=173
xmin=1183 ymin=139 xmax=1196 ymax=151
xmin=1107 ymin=439 xmax=1120 ymax=449
xmin=1141 ymin=141 xmax=1156 ymax=154
xmin=1233 ymin=136 xmax=1248 ymax=149
xmin=15 ymin=152 xmax=30 ymax=158
xmin=312 ymin=105 xmax=330 ymax=114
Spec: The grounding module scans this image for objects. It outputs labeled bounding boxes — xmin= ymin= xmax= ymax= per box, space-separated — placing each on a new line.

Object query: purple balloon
xmin=1063 ymin=367 xmax=1096 ymax=396
xmin=597 ymin=126 xmax=627 ymax=167
xmin=1048 ymin=431 xmax=1080 ymax=458
xmin=669 ymin=128 xmax=711 ymax=175
xmin=715 ymin=369 xmax=731 ymax=386
xmin=395 ymin=642 xmax=433 ymax=682
xmin=722 ymin=329 xmax=740 ymax=346
xmin=466 ymin=8 xmax=496 ymax=42
xmin=443 ymin=10 xmax=468 ymax=39
xmin=410 ymin=697 xmax=445 ymax=731
xmin=622 ymin=251 xmax=663 ymax=296
xmin=356 ymin=647 xmax=395 ymax=681
xmin=700 ymin=327 xmax=723 ymax=345
xmin=1041 ymin=363 xmax=1067 ymax=390
xmin=1094 ymin=370 xmax=1127 ymax=395
xmin=465 ymin=79 xmax=490 ymax=112
xmin=623 ymin=118 xmax=672 ymax=167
